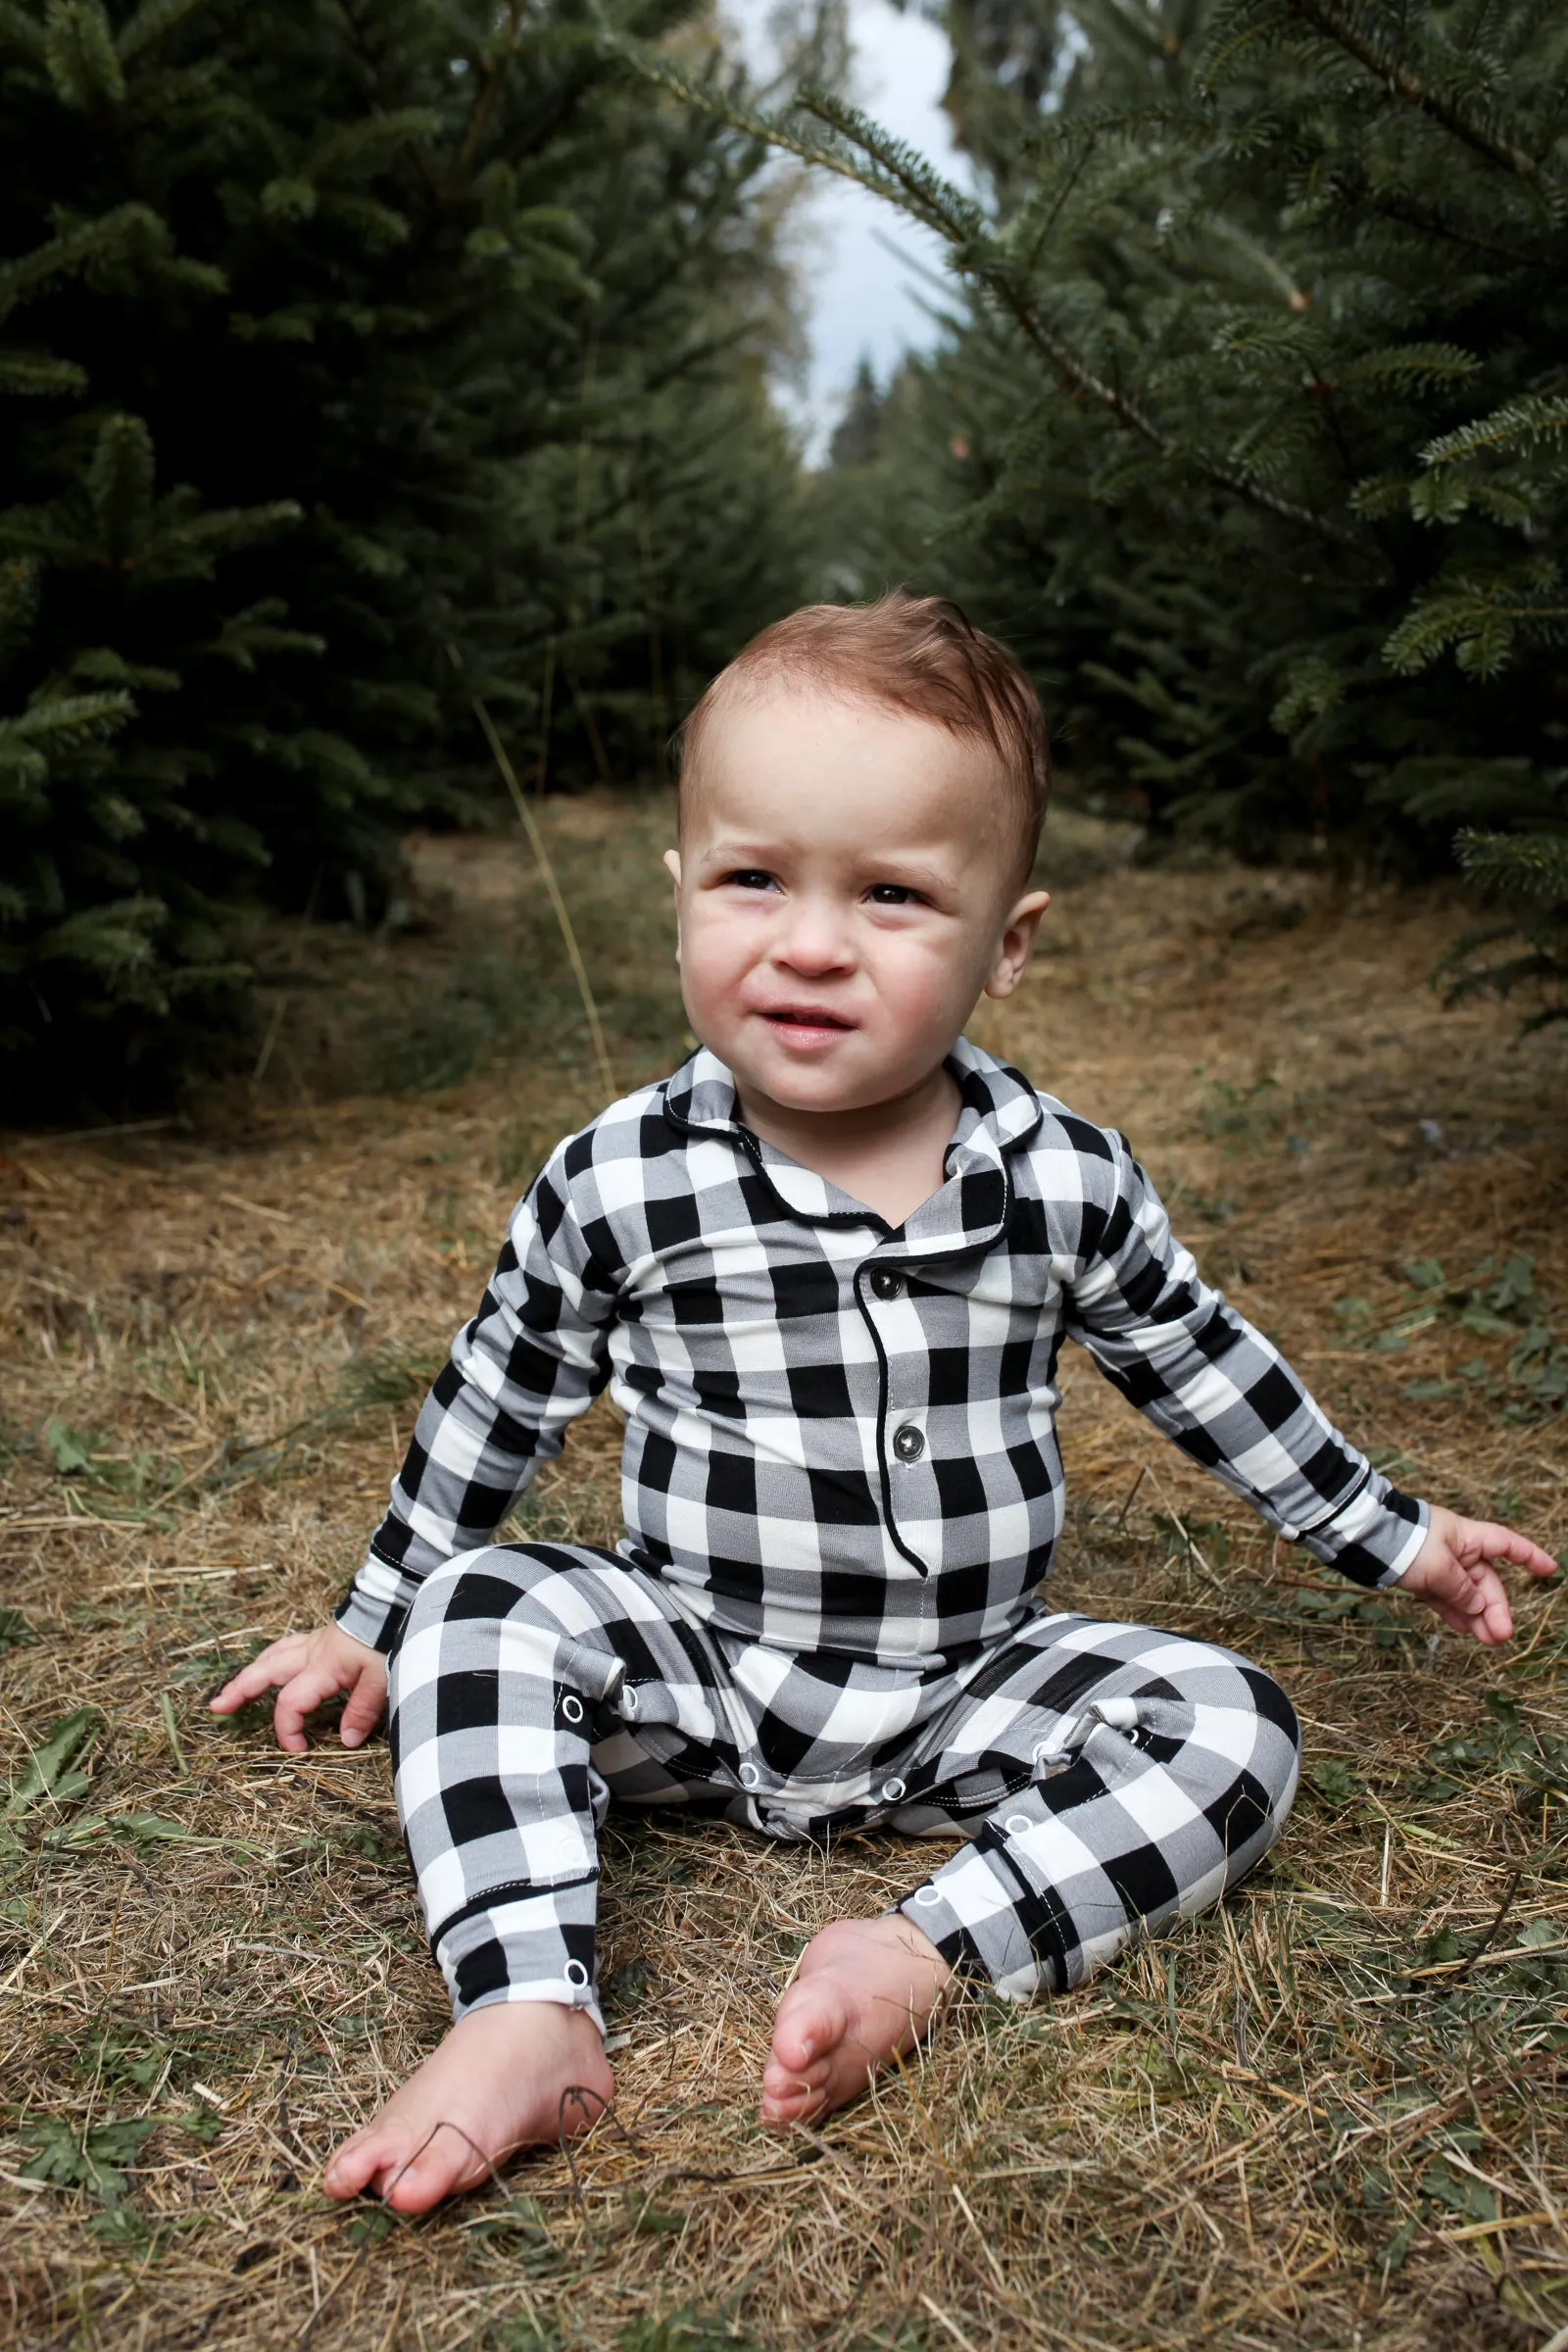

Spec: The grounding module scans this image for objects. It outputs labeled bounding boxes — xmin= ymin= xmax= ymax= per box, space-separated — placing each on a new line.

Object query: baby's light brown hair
xmin=674 ymin=591 xmax=1051 ymax=888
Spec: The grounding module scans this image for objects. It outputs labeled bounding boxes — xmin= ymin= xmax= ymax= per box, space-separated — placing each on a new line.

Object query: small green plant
xmin=0 ymin=1606 xmax=36 ymax=1650
xmin=1308 ymin=1758 xmax=1365 ymax=1805
xmin=1339 ymin=1253 xmax=1565 ymax=1412
xmin=5 ymin=1706 xmax=99 ymax=1817
xmin=1420 ymin=1692 xmax=1568 ymax=1803
xmin=17 ymin=2114 xmax=156 ymax=2238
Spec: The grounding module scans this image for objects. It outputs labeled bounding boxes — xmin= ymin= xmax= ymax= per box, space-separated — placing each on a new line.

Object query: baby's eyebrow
xmin=695 ymin=843 xmax=956 ymax=893
xmin=695 ymin=841 xmax=785 ymax=871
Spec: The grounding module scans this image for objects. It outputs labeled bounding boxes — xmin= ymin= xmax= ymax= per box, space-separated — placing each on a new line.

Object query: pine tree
xmin=648 ymin=0 xmax=1568 ymax=1022
xmin=1 ymin=0 xmax=812 ymax=1104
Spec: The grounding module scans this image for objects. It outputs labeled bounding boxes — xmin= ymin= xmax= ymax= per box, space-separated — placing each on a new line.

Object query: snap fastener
xmin=912 ymin=1885 xmax=941 ymax=1907
xmin=564 ymin=1959 xmax=589 ymax=1987
xmin=881 ymin=1776 xmax=906 ymax=1803
xmin=869 ymin=1267 xmax=903 ymax=1299
xmin=1004 ymin=1813 xmax=1032 ymax=1837
xmin=562 ymin=1693 xmax=584 ymax=1725
xmin=893 ymin=1424 xmax=924 ymax=1462
xmin=621 ymin=1684 xmax=638 ymax=1717
xmin=739 ymin=1762 xmax=760 ymax=1789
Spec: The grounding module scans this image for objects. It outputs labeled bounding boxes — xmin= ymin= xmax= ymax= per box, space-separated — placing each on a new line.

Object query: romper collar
xmin=662 ymin=1039 xmax=1043 ymax=1254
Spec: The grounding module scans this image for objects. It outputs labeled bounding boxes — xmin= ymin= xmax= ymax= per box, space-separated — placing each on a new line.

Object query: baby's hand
xmin=1396 ymin=1507 xmax=1558 ymax=1646
xmin=209 ymin=1622 xmax=387 ymax=1753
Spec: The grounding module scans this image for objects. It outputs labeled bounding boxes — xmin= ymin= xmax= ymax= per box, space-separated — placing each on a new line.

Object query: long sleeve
xmin=1063 ymin=1131 xmax=1427 ymax=1588
xmin=334 ymin=1149 xmax=621 ymax=1651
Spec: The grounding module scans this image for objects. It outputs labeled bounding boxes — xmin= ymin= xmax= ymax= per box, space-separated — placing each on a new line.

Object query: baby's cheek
xmin=678 ymin=925 xmax=752 ymax=1030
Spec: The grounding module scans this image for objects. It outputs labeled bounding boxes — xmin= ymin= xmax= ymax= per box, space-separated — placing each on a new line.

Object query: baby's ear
xmin=662 ymin=849 xmax=682 ymax=887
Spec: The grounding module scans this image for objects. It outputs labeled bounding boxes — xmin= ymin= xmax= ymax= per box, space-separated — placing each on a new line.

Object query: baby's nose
xmin=775 ymin=902 xmax=855 ymax=973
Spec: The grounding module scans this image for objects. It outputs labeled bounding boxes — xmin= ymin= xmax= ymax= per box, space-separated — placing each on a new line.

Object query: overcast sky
xmin=734 ymin=1 xmax=966 ymax=458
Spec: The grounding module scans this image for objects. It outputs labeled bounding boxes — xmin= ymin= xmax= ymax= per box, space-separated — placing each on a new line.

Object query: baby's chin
xmin=731 ymin=1049 xmax=948 ymax=1121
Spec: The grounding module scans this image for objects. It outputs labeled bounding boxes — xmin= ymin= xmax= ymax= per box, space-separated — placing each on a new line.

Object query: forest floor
xmin=3 ymin=793 xmax=1567 ymax=2352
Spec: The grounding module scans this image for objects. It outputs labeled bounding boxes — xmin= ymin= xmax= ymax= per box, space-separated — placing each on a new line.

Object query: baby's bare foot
xmin=761 ymin=1914 xmax=952 ymax=2127
xmin=323 ymin=2000 xmax=613 ymax=2215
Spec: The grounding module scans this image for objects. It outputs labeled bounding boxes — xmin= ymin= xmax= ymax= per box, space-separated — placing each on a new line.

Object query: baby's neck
xmin=735 ymin=1063 xmax=962 ymax=1231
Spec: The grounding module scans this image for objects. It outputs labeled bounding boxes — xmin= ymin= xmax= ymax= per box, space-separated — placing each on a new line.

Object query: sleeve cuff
xmin=334 ymin=1551 xmax=423 ymax=1653
xmin=1298 ymin=1476 xmax=1428 ymax=1591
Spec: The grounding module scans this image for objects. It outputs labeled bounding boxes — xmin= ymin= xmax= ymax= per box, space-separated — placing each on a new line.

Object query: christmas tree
xmin=1 ymin=0 xmax=814 ymax=1103
xmin=634 ymin=0 xmax=1568 ymax=1021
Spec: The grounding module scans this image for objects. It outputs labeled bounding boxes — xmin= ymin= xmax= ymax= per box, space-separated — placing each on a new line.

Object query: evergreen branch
xmin=0 ymin=349 xmax=88 ymax=397
xmin=4 ymin=689 xmax=135 ymax=742
xmin=1337 ymin=343 xmax=1485 ymax=395
xmin=0 ymin=3 xmax=47 ymax=65
xmin=115 ymin=0 xmax=210 ymax=65
xmin=597 ymin=33 xmax=909 ymax=204
xmin=1456 ymin=827 xmax=1568 ymax=900
xmin=1320 ymin=171 xmax=1563 ymax=273
xmin=975 ymin=272 xmax=1362 ymax=544
xmin=0 ymin=203 xmax=166 ymax=321
xmin=794 ymin=85 xmax=986 ymax=240
xmin=1282 ymin=0 xmax=1558 ymax=187
xmin=611 ymin=34 xmax=1359 ymax=546
xmin=1422 ymin=394 xmax=1568 ymax=467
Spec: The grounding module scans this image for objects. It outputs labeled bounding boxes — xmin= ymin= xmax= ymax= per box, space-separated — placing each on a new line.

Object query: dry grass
xmin=2 ymin=796 xmax=1566 ymax=2352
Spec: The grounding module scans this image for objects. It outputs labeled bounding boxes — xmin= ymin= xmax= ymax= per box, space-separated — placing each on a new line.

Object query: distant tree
xmin=0 ymin=0 xmax=814 ymax=1105
xmin=637 ymin=0 xmax=1568 ymax=1023
xmin=828 ymin=357 xmax=885 ymax=469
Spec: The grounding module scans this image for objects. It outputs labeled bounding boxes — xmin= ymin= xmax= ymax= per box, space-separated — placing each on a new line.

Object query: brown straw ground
xmin=2 ymin=795 xmax=1566 ymax=2352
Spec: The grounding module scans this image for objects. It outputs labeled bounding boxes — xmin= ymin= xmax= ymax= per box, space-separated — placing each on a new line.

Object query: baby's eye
xmin=867 ymin=883 xmax=920 ymax=906
xmin=723 ymin=868 xmax=777 ymax=892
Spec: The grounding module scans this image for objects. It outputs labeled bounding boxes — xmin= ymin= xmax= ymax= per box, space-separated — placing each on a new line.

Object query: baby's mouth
xmin=760 ymin=1005 xmax=857 ymax=1037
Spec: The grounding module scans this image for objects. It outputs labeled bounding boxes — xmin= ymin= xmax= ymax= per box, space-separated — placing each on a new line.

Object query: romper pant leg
xmin=388 ymin=1542 xmax=746 ymax=2030
xmin=894 ymin=1614 xmax=1300 ymax=1998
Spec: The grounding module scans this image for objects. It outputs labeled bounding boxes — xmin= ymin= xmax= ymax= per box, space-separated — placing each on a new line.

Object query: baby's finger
xmin=1460 ymin=1521 xmax=1558 ymax=1578
xmin=272 ymin=1663 xmax=343 ymax=1753
xmin=1454 ymin=1565 xmax=1514 ymax=1644
xmin=209 ymin=1636 xmax=307 ymax=1713
xmin=339 ymin=1664 xmax=388 ymax=1748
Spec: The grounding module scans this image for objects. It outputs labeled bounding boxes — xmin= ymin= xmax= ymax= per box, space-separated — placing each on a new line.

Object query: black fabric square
xmin=442 ymin=1774 xmax=517 ymax=1848
xmin=925 ymin=1344 xmax=971 ymax=1408
xmin=1205 ymin=1766 xmax=1275 ymax=1856
xmin=435 ymin=1667 xmax=502 ymax=1737
xmin=788 ymin=1359 xmax=854 ymax=1419
xmin=453 ymin=1935 xmax=514 ymax=2009
xmin=769 ymin=1259 xmax=843 ymax=1319
xmin=934 ymin=1453 xmax=988 ymax=1519
xmin=1241 ymin=1667 xmax=1299 ymax=1746
xmin=646 ymin=1189 xmax=705 ymax=1252
xmin=1106 ymin=1837 xmax=1182 ymax=1921
xmin=705 ymin=1448 xmax=758 ymax=1518
xmin=807 ymin=1462 xmax=879 ymax=1526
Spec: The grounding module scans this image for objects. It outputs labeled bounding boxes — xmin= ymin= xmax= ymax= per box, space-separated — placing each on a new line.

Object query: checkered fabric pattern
xmin=390 ymin=1542 xmax=1301 ymax=2022
xmin=337 ymin=1039 xmax=1426 ymax=1662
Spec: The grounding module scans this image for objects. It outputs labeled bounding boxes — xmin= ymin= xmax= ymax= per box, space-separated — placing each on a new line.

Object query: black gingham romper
xmin=335 ymin=1043 xmax=1426 ymax=2027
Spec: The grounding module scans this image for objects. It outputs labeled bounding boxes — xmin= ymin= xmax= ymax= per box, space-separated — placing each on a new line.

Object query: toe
xmin=382 ymin=2123 xmax=489 ymax=2214
xmin=770 ymin=1984 xmax=847 ymax=2078
xmin=322 ymin=2129 xmax=396 ymax=2202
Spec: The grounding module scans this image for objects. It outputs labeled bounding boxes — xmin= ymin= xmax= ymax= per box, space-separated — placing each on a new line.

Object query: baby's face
xmin=664 ymin=686 xmax=1047 ymax=1120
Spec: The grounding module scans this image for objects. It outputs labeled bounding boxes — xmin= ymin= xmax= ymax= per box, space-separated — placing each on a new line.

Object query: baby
xmin=214 ymin=592 xmax=1555 ymax=2216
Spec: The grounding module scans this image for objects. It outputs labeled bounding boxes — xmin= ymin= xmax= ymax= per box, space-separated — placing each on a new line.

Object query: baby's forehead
xmin=680 ymin=682 xmax=1001 ymax=814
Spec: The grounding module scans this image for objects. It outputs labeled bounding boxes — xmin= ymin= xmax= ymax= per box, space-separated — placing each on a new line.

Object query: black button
xmin=893 ymin=1425 xmax=924 ymax=1462
xmin=869 ymin=1267 xmax=903 ymax=1299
